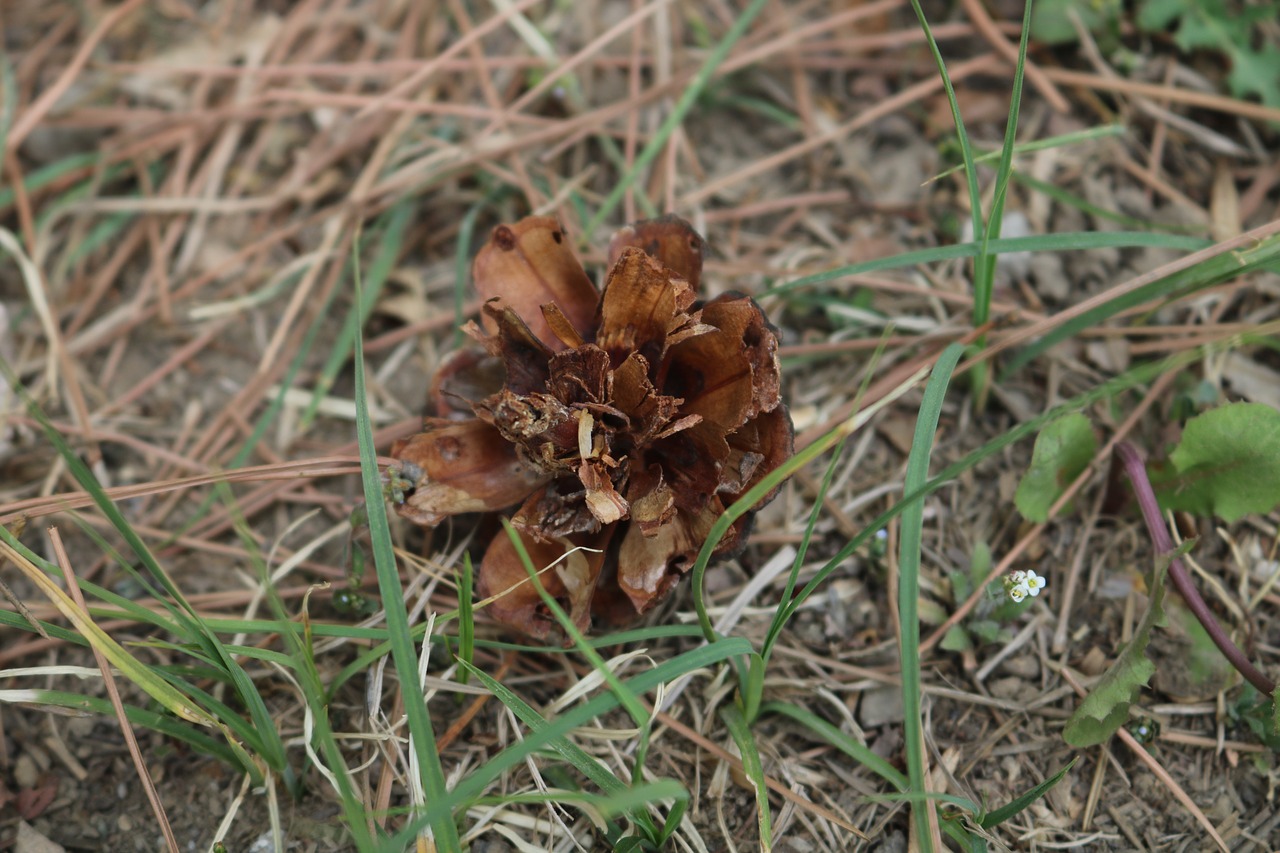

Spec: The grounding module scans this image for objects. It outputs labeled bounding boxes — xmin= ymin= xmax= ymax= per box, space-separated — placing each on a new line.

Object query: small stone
xmin=15 ymin=820 xmax=66 ymax=853
xmin=1000 ymin=654 xmax=1039 ymax=679
xmin=858 ymin=685 xmax=905 ymax=727
xmin=988 ymin=676 xmax=1035 ymax=702
xmin=14 ymin=753 xmax=39 ymax=789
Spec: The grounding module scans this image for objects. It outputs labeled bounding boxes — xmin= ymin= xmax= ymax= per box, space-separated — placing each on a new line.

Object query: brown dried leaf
xmin=541 ymin=302 xmax=586 ymax=349
xmin=608 ymin=214 xmax=705 ymax=291
xmin=391 ymin=419 xmax=549 ymax=525
xmin=472 ymin=217 xmax=599 ymax=349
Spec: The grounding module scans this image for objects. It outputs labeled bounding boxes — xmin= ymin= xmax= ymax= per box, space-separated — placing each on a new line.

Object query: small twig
xmin=1115 ymin=442 xmax=1275 ymax=695
xmin=958 ymin=0 xmax=1069 ymax=113
xmin=5 ymin=0 xmax=151 ymax=151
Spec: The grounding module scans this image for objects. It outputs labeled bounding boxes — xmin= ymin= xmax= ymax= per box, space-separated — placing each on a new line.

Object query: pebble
xmin=858 ymin=685 xmax=905 ymax=727
xmin=14 ymin=753 xmax=39 ymax=789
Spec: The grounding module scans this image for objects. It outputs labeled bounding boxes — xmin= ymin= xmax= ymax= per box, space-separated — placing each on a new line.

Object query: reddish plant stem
xmin=1116 ymin=442 xmax=1275 ymax=695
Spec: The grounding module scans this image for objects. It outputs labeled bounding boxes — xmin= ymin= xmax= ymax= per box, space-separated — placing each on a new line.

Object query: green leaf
xmin=1228 ymin=43 xmax=1280 ymax=114
xmin=1136 ymin=0 xmax=1280 ymax=108
xmin=1137 ymin=0 xmax=1186 ymax=30
xmin=969 ymin=540 xmax=992 ymax=589
xmin=1063 ymin=545 xmax=1185 ymax=747
xmin=459 ymin=660 xmax=628 ymax=797
xmin=1156 ymin=403 xmax=1280 ymax=522
xmin=1031 ymin=0 xmax=1120 ymax=44
xmin=940 ymin=624 xmax=973 ymax=652
xmin=1015 ymin=413 xmax=1097 ymax=522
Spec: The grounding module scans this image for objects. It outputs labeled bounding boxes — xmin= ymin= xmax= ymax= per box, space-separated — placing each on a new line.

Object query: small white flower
xmin=1024 ymin=570 xmax=1047 ymax=597
xmin=1002 ymin=570 xmax=1035 ymax=603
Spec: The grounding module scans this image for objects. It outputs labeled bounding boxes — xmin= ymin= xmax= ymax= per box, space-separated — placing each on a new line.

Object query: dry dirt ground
xmin=2 ymin=1 xmax=1280 ymax=851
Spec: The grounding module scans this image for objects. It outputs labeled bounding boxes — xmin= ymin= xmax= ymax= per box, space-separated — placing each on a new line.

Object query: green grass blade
xmin=974 ymin=0 xmax=1036 ymax=331
xmin=1002 ymin=231 xmax=1280 ymax=375
xmin=453 ymin=198 xmax=490 ymax=348
xmin=402 ymin=637 xmax=755 ymax=846
xmin=720 ymin=703 xmax=772 ymax=851
xmin=459 ymin=659 xmax=630 ymax=797
xmin=0 ymin=152 xmax=106 ymax=213
xmin=456 ymin=552 xmax=475 ymax=687
xmin=0 ymin=56 xmax=16 ymax=160
xmin=761 ymin=434 xmax=847 ymax=659
xmin=897 ymin=342 xmax=964 ymax=852
xmin=0 ymin=365 xmax=295 ymax=774
xmin=906 ymin=0 xmax=986 ymax=293
xmin=1011 ymin=171 xmax=1201 ymax=234
xmin=351 ymin=234 xmax=461 ymax=851
xmin=979 ymin=757 xmax=1079 ymax=828
xmin=461 ymin=657 xmax=676 ymax=843
xmin=761 ymin=701 xmax=907 ymax=791
xmin=775 ymin=345 xmax=1216 ymax=628
xmin=4 ymin=689 xmax=238 ymax=764
xmin=157 ymin=249 xmax=348 ymax=546
xmin=589 ymin=779 xmax=688 ymax=821
xmin=926 ymin=124 xmax=1125 ymax=184
xmin=0 ymin=533 xmax=212 ymax=727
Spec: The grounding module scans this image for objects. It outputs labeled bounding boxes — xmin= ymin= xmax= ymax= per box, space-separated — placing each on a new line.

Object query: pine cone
xmin=392 ymin=215 xmax=792 ymax=640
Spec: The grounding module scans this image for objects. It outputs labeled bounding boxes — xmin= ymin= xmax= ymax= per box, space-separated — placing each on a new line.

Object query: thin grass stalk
xmin=301 ymin=200 xmax=414 ymax=431
xmin=456 ymin=552 xmax=475 ymax=687
xmin=905 ymin=0 xmax=985 ymax=289
xmin=0 ymin=367 xmax=284 ymax=777
xmin=777 ymin=343 xmax=1215 ymax=627
xmin=720 ymin=703 xmax=773 ymax=851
